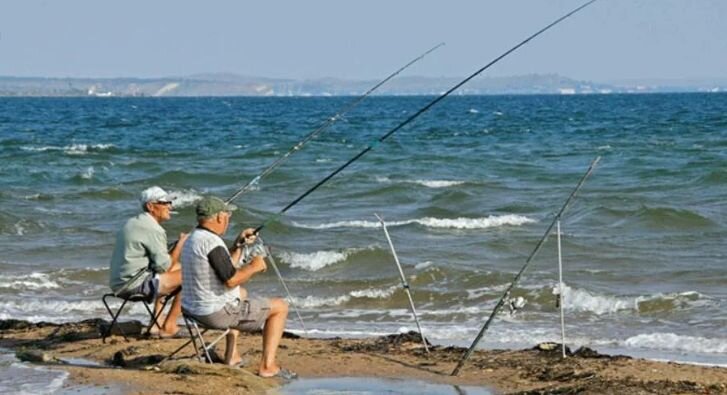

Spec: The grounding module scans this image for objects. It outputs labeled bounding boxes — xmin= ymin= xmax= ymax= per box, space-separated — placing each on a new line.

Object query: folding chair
xmin=100 ymin=288 xmax=179 ymax=343
xmin=164 ymin=310 xmax=230 ymax=363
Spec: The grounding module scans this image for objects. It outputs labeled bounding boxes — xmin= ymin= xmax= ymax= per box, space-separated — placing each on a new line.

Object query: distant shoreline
xmin=1 ymin=73 xmax=725 ymax=97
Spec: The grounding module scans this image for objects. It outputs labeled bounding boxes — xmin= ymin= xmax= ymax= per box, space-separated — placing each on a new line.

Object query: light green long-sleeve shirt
xmin=109 ymin=212 xmax=171 ymax=292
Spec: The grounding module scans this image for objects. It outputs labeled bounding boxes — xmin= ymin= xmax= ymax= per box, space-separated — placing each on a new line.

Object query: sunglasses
xmin=154 ymin=201 xmax=173 ymax=206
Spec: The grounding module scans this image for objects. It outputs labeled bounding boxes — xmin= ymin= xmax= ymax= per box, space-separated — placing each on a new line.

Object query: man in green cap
xmin=181 ymin=196 xmax=294 ymax=379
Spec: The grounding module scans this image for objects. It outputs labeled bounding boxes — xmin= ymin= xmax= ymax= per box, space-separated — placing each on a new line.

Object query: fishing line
xmin=254 ymin=0 xmax=598 ymax=234
xmin=451 ymin=156 xmax=601 ymax=376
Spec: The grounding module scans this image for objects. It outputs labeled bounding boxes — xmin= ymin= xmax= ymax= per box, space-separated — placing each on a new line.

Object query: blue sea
xmin=0 ymin=94 xmax=725 ymax=373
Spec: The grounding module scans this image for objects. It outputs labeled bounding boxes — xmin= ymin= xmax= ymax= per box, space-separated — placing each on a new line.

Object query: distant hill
xmin=0 ymin=73 xmax=724 ymax=97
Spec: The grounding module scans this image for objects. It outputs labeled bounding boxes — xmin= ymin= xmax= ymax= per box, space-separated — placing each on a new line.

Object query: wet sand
xmin=1 ymin=319 xmax=725 ymax=394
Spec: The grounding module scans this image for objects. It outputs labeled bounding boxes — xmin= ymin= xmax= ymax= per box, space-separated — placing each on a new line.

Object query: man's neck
xmin=198 ymin=221 xmax=223 ymax=236
xmin=145 ymin=211 xmax=163 ymax=224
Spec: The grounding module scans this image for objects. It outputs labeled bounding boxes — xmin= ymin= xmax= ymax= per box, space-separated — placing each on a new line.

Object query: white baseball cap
xmin=139 ymin=186 xmax=175 ymax=205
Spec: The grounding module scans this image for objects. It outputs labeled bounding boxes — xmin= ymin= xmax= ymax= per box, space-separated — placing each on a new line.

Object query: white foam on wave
xmin=21 ymin=143 xmax=114 ymax=155
xmin=13 ymin=223 xmax=25 ymax=236
xmin=468 ymin=108 xmax=479 ymax=114
xmin=554 ymin=284 xmax=709 ymax=315
xmin=0 ymin=299 xmax=147 ymax=322
xmin=375 ymin=176 xmax=466 ymax=189
xmin=278 ymin=249 xmax=352 ymax=271
xmin=410 ymin=180 xmax=466 ymax=188
xmin=291 ymin=285 xmax=399 ymax=308
xmin=168 ymin=189 xmax=203 ymax=208
xmin=350 ymin=285 xmax=398 ymax=299
xmin=80 ymin=166 xmax=95 ymax=179
xmin=558 ymin=284 xmax=637 ymax=314
xmin=293 ymin=214 xmax=535 ymax=230
xmin=624 ymin=333 xmax=727 ymax=354
xmin=466 ymin=284 xmax=510 ymax=300
xmin=0 ymin=273 xmax=60 ymax=290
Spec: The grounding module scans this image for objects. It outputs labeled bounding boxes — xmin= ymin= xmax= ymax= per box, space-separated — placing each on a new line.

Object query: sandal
xmin=259 ymin=368 xmax=298 ymax=380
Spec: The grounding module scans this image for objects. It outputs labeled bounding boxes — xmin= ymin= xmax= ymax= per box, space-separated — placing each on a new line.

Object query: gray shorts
xmin=117 ymin=273 xmax=159 ymax=302
xmin=194 ymin=298 xmax=271 ymax=332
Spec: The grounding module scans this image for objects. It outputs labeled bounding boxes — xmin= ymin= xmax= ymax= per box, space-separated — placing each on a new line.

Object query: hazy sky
xmin=1 ymin=0 xmax=725 ymax=82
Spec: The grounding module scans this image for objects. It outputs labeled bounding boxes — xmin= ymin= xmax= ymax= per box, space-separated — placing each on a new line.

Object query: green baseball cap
xmin=196 ymin=196 xmax=237 ymax=218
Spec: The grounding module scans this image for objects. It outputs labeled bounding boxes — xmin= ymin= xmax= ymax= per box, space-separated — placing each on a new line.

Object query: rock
xmin=16 ymin=349 xmax=62 ymax=364
xmin=97 ymin=320 xmax=144 ymax=336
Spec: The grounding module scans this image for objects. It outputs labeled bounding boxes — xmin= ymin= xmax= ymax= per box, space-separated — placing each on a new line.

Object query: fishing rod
xmin=450 ymin=156 xmax=601 ymax=376
xmin=375 ymin=213 xmax=430 ymax=354
xmin=224 ymin=42 xmax=444 ymax=205
xmin=253 ymin=0 xmax=599 ymax=234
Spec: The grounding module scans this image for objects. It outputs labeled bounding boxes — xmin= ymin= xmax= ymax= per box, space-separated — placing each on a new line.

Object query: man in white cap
xmin=109 ymin=186 xmax=187 ymax=337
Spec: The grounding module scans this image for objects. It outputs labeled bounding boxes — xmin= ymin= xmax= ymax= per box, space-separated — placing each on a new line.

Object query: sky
xmin=1 ymin=0 xmax=726 ymax=83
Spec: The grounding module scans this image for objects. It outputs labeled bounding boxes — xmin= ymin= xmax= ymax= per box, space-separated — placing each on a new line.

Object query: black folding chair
xmin=101 ymin=288 xmax=179 ymax=343
xmin=163 ymin=310 xmax=230 ymax=363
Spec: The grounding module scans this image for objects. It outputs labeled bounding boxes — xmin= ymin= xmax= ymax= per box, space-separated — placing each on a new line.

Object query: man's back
xmin=181 ymin=227 xmax=239 ymax=316
xmin=109 ymin=212 xmax=170 ymax=292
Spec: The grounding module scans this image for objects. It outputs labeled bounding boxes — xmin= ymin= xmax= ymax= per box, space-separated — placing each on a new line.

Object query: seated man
xmin=181 ymin=196 xmax=293 ymax=379
xmin=109 ymin=186 xmax=186 ymax=337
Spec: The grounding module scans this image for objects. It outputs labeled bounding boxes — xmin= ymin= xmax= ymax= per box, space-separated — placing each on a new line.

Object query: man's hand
xmin=237 ymin=228 xmax=257 ymax=246
xmin=249 ymin=255 xmax=267 ymax=273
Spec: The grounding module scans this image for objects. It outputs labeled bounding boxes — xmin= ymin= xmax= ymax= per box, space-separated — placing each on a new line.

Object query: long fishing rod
xmin=450 ymin=156 xmax=601 ymax=376
xmin=375 ymin=214 xmax=430 ymax=354
xmin=253 ymin=0 xmax=598 ymax=234
xmin=224 ymin=42 xmax=444 ymax=205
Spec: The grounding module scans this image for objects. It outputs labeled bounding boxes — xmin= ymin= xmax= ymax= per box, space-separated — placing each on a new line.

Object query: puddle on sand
xmin=275 ymin=377 xmax=493 ymax=395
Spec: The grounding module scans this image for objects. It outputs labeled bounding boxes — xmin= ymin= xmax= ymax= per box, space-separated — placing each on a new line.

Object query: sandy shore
xmin=1 ymin=318 xmax=725 ymax=394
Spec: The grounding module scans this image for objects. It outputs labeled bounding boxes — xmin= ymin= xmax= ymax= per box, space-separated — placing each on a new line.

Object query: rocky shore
xmin=1 ymin=319 xmax=725 ymax=394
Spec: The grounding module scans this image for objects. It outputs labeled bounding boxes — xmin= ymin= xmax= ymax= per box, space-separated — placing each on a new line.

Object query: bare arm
xmin=224 ymin=255 xmax=266 ymax=288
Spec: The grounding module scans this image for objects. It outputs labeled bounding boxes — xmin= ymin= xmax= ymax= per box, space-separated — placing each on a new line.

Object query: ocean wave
xmin=0 ymin=273 xmax=60 ymax=290
xmin=278 ymin=249 xmax=353 ymax=271
xmin=624 ymin=333 xmax=727 ymax=354
xmin=375 ymin=176 xmax=466 ymax=188
xmin=168 ymin=189 xmax=203 ymax=208
xmin=0 ymin=353 xmax=69 ymax=395
xmin=293 ymin=215 xmax=535 ymax=230
xmin=290 ymin=285 xmax=399 ymax=308
xmin=546 ymin=285 xmax=708 ymax=315
xmin=80 ymin=166 xmax=95 ymax=180
xmin=0 ymin=299 xmax=148 ymax=322
xmin=20 ymin=143 xmax=115 ymax=155
xmin=558 ymin=285 xmax=636 ymax=314
xmin=638 ymin=206 xmax=715 ymax=229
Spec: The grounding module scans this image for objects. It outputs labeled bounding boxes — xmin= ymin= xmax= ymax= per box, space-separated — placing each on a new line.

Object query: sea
xmin=0 ymin=94 xmax=725 ymax=388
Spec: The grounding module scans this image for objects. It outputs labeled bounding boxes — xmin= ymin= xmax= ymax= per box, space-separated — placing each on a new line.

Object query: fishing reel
xmin=233 ymin=234 xmax=268 ymax=269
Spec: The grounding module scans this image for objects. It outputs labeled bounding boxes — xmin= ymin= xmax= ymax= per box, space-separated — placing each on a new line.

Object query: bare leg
xmin=156 ymin=271 xmax=182 ymax=335
xmin=224 ymin=329 xmax=243 ymax=365
xmin=258 ymin=298 xmax=288 ymax=376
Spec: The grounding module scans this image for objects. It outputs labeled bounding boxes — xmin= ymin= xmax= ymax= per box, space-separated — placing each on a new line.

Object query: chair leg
xmin=103 ymin=295 xmax=129 ymax=343
xmin=184 ymin=315 xmax=203 ymax=362
xmin=101 ymin=294 xmax=114 ymax=343
xmin=204 ymin=329 xmax=230 ymax=363
xmin=142 ymin=300 xmax=167 ymax=336
xmin=192 ymin=321 xmax=215 ymax=364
